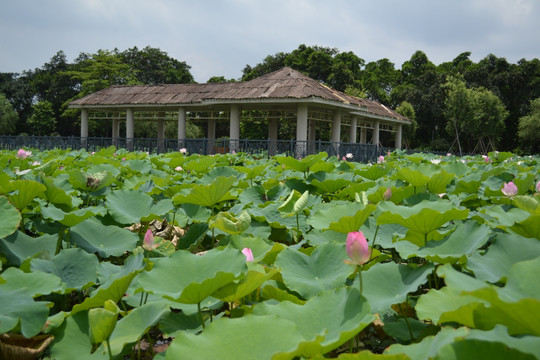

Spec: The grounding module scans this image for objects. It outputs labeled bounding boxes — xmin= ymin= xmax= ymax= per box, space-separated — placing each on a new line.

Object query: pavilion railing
xmin=0 ymin=135 xmax=394 ymax=163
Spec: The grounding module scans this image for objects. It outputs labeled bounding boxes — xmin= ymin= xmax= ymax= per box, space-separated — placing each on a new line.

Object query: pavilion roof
xmin=70 ymin=67 xmax=408 ymax=123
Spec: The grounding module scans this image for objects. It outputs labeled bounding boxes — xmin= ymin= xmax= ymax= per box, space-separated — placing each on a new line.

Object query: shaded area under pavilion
xmin=69 ymin=67 xmax=410 ymax=157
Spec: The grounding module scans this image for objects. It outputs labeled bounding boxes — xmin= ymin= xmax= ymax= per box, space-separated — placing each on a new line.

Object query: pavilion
xmin=69 ymin=67 xmax=410 ymax=156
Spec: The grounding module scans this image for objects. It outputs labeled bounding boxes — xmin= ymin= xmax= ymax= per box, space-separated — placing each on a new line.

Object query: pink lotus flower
xmin=241 ymin=247 xmax=254 ymax=262
xmin=501 ymin=181 xmax=518 ymax=196
xmin=142 ymin=229 xmax=158 ymax=251
xmin=377 ymin=155 xmax=385 ymax=164
xmin=383 ymin=187 xmax=392 ymax=201
xmin=175 ymin=166 xmax=183 ymax=171
xmin=16 ymin=149 xmax=32 ymax=159
xmin=536 ymin=180 xmax=540 ymax=193
xmin=342 ymin=156 xmax=346 ymax=161
xmin=346 ymin=231 xmax=370 ymax=265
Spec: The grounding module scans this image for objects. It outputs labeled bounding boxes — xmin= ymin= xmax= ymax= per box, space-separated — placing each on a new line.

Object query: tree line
xmin=1 ymin=44 xmax=539 ymax=153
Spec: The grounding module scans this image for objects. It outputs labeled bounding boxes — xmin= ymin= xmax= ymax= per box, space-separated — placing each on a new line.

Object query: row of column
xmin=80 ymin=105 xmax=403 ymax=150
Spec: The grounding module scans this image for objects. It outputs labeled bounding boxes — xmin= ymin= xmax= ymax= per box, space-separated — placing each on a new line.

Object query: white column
xmin=360 ymin=126 xmax=367 ymax=144
xmin=207 ymin=118 xmax=216 ymax=154
xmin=395 ymin=124 xmax=403 ymax=149
xmin=230 ymin=104 xmax=240 ymax=152
xmin=349 ymin=116 xmax=357 ymax=143
xmin=296 ymin=103 xmax=308 ymax=158
xmin=81 ymin=108 xmax=88 ymax=149
xmin=126 ymin=108 xmax=134 ymax=151
xmin=331 ymin=110 xmax=341 ymax=156
xmin=268 ymin=114 xmax=278 ymax=156
xmin=177 ymin=107 xmax=186 ymax=149
xmin=372 ymin=120 xmax=380 ymax=147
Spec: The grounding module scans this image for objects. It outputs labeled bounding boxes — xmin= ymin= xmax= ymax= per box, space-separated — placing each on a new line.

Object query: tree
xmin=0 ymin=93 xmax=18 ymax=134
xmin=362 ymin=58 xmax=398 ymax=105
xmin=27 ymin=100 xmax=56 ymax=135
xmin=518 ymin=97 xmax=540 ymax=153
xmin=120 ymin=46 xmax=194 ymax=84
xmin=442 ymin=76 xmax=508 ymax=154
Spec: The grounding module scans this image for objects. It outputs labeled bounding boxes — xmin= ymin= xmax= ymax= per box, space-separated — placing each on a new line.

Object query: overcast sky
xmin=1 ymin=0 xmax=539 ymax=83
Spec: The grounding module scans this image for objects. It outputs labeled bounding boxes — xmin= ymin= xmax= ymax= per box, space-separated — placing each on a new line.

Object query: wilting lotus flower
xmin=377 ymin=155 xmax=385 ymax=164
xmin=16 ymin=149 xmax=31 ymax=159
xmin=383 ymin=187 xmax=392 ymax=201
xmin=241 ymin=247 xmax=254 ymax=262
xmin=142 ymin=229 xmax=158 ymax=251
xmin=346 ymin=231 xmax=370 ymax=265
xmin=501 ymin=181 xmax=518 ymax=196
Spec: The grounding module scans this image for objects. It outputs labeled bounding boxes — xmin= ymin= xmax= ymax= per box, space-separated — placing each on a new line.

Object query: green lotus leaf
xmin=278 ymin=189 xmax=309 ymax=216
xmin=310 ymin=351 xmax=409 ymax=359
xmin=39 ymin=201 xmax=108 ymax=227
xmin=394 ymin=221 xmax=491 ymax=264
xmin=336 ymin=181 xmax=377 ymax=200
xmin=172 ymin=176 xmax=236 ymax=208
xmin=124 ymin=159 xmax=152 ymax=174
xmin=385 ymin=327 xmax=470 ymax=360
xmin=428 ymin=170 xmax=455 ymax=194
xmin=0 ymin=195 xmax=20 ymax=238
xmin=307 ymin=201 xmax=366 ymax=230
xmin=166 ymin=315 xmax=305 ymax=360
xmin=176 ymin=222 xmax=209 ymax=251
xmin=355 ymin=165 xmax=390 ymax=180
xmin=466 ymin=233 xmax=540 ymax=283
xmin=88 ymin=300 xmax=119 ymax=345
xmin=395 ymin=165 xmax=435 ymax=187
xmin=510 ymin=214 xmax=540 ymax=239
xmin=360 ymin=262 xmax=434 ymax=315
xmin=214 ymin=263 xmax=279 ymax=303
xmin=209 ymin=210 xmax=251 ymax=235
xmin=159 ymin=309 xmax=203 ymax=337
xmin=451 ymin=173 xmax=482 ymax=195
xmin=0 ymin=287 xmax=52 ymax=338
xmin=70 ymin=218 xmax=138 ymax=257
xmin=512 ymin=195 xmax=540 ymax=215
xmin=434 ymin=339 xmax=536 ymax=360
xmin=31 ymin=248 xmax=98 ymax=291
xmin=7 ymin=179 xmax=46 ymax=210
xmin=475 ymin=204 xmax=530 ymax=228
xmin=466 ymin=325 xmax=540 ymax=358
xmin=108 ymin=302 xmax=170 ymax=356
xmin=275 ymin=241 xmax=354 ymax=299
xmin=0 ymin=231 xmax=57 ymax=266
xmin=253 ymin=287 xmax=375 ymax=356
xmin=310 ymin=175 xmax=352 ymax=194
xmin=49 ymin=311 xmax=108 ymax=360
xmin=277 ymin=152 xmax=327 ymax=173
xmin=0 ymin=267 xmax=64 ymax=297
xmin=249 ymin=202 xmax=304 ymax=230
xmin=377 ymin=200 xmax=469 ymax=244
xmin=106 ymin=189 xmax=174 ymax=224
xmin=328 ymin=204 xmax=377 ymax=233
xmin=136 ymin=246 xmax=247 ymax=304
xmin=182 ymin=156 xmax=216 ymax=173
xmin=42 ymin=176 xmax=77 ymax=209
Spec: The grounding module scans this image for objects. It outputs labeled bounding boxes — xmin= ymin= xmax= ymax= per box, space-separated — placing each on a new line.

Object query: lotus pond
xmin=1 ymin=147 xmax=539 ymax=359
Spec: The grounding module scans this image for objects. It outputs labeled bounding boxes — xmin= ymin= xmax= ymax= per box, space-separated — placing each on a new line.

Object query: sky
xmin=1 ymin=0 xmax=539 ymax=83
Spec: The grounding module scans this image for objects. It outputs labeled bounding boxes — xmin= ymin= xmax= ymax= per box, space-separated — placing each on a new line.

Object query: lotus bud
xmin=346 ymin=231 xmax=370 ymax=265
xmin=241 ymin=247 xmax=254 ymax=262
xmin=501 ymin=181 xmax=518 ymax=196
xmin=143 ymin=229 xmax=156 ymax=251
xmin=377 ymin=155 xmax=385 ymax=164
xmin=383 ymin=187 xmax=392 ymax=201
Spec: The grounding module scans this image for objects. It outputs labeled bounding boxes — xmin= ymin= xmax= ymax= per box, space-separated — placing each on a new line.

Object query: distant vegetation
xmin=1 ymin=45 xmax=539 ymax=153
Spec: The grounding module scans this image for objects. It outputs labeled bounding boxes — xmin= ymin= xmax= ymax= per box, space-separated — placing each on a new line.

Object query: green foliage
xmin=518 ymin=97 xmax=540 ymax=152
xmin=27 ymin=100 xmax=57 ymax=136
xmin=0 ymin=92 xmax=18 ymax=134
xmin=0 ymin=148 xmax=539 ymax=359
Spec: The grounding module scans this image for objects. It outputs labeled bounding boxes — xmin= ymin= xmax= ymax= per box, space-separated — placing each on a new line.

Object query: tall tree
xmin=120 ymin=46 xmax=194 ymax=84
xmin=362 ymin=58 xmax=399 ymax=105
xmin=518 ymin=97 xmax=540 ymax=153
xmin=0 ymin=93 xmax=18 ymax=134
xmin=27 ymin=100 xmax=56 ymax=136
